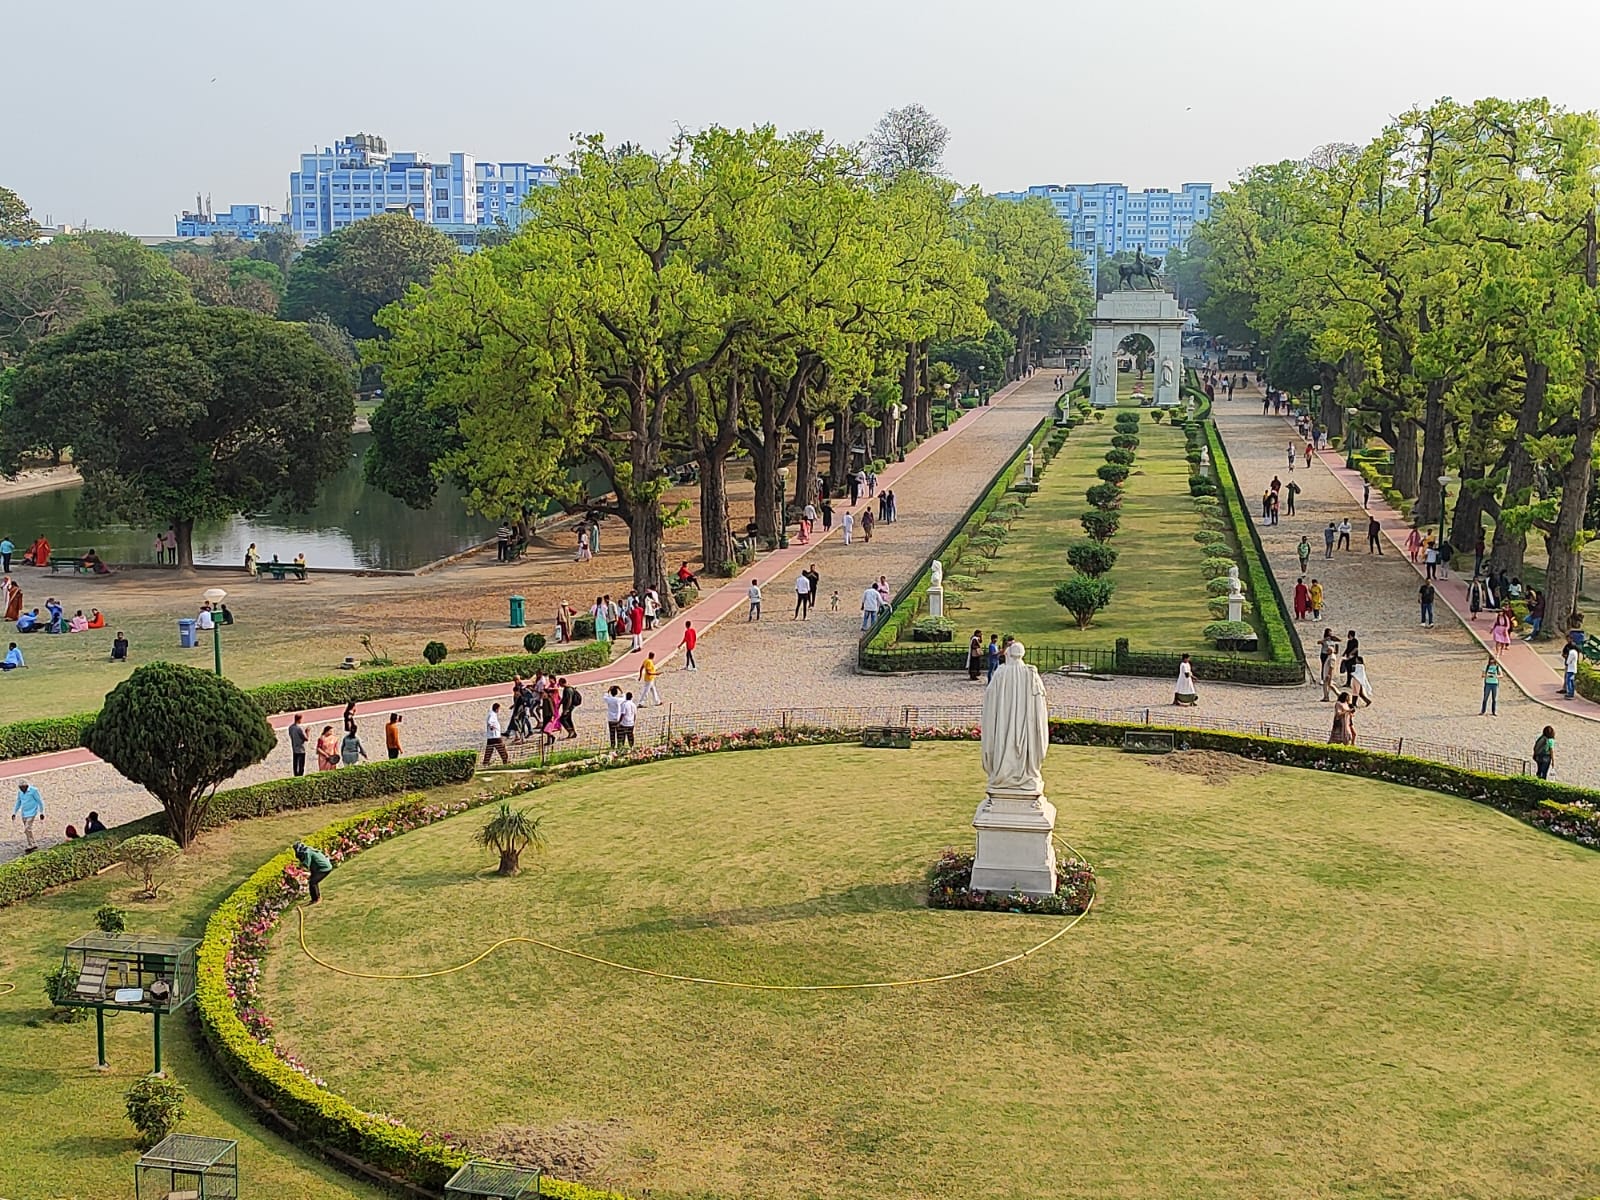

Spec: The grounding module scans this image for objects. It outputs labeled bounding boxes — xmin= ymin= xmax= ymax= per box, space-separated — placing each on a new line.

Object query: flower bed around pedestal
xmin=926 ymin=848 xmax=1096 ymax=915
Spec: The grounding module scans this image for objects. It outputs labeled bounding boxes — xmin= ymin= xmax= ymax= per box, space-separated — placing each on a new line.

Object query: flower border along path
xmin=196 ymin=719 xmax=1600 ymax=1200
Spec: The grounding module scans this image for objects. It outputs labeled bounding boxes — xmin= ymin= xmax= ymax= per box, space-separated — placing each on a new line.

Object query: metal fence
xmin=492 ymin=700 xmax=1529 ymax=778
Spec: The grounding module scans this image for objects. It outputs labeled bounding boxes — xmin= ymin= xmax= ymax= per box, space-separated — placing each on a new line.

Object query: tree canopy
xmin=281 ymin=212 xmax=457 ymax=341
xmin=0 ymin=186 xmax=40 ymax=243
xmin=4 ymin=303 xmax=354 ymax=564
xmin=866 ymin=103 xmax=950 ymax=179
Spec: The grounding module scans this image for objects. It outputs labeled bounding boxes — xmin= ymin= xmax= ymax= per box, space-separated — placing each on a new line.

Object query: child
xmin=829 ymin=589 xmax=840 ymax=612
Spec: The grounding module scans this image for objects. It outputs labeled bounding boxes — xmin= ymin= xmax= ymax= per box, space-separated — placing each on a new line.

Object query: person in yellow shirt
xmin=638 ymin=652 xmax=662 ymax=706
xmin=1308 ymin=579 xmax=1324 ymax=621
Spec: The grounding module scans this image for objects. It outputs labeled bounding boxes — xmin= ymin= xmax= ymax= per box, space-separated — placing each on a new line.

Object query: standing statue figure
xmin=1094 ymin=355 xmax=1111 ymax=388
xmin=1024 ymin=445 xmax=1035 ymax=481
xmin=980 ymin=641 xmax=1049 ymax=796
xmin=1161 ymin=358 xmax=1175 ymax=390
xmin=930 ymin=559 xmax=943 ymax=586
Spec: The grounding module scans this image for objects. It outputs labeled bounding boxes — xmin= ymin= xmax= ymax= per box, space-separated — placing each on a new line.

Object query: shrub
xmin=521 ymin=632 xmax=546 ymax=655
xmin=945 ymin=573 xmax=981 ymax=592
xmin=1066 ymin=541 xmax=1119 ymax=578
xmin=422 ymin=641 xmax=448 ymax=665
xmin=942 ymin=588 xmax=967 ymax=610
xmin=1009 ymin=480 xmax=1039 ymax=493
xmin=911 ymin=615 xmax=956 ymax=641
xmin=0 ymin=714 xmax=95 ymax=759
xmin=1085 ymin=482 xmax=1123 ymax=510
xmin=1114 ymin=412 xmax=1140 ymax=427
xmin=118 ymin=834 xmax=182 ymax=898
xmin=1192 ymin=495 xmax=1220 ymax=509
xmin=1104 ymin=448 xmax=1137 ymax=466
xmin=1207 ymin=596 xmax=1254 ymax=618
xmin=1110 ymin=434 xmax=1140 ymax=451
xmin=1185 ymin=450 xmax=1202 ymax=465
xmin=44 ymin=962 xmax=83 ymax=1011
xmin=1193 ymin=530 xmax=1222 ymax=545
xmin=1203 ymin=620 xmax=1256 ymax=645
xmin=968 ymin=534 xmax=1004 ymax=558
xmin=95 ymin=903 xmax=128 ymax=934
xmin=1080 ymin=510 xmax=1121 ymax=542
xmin=1096 ymin=463 xmax=1130 ymax=484
xmin=1206 ymin=575 xmax=1247 ymax=597
xmin=978 ymin=522 xmax=1009 ymax=542
xmin=475 ymin=803 xmax=546 ymax=876
xmin=1200 ymin=556 xmax=1238 ymax=579
xmin=1054 ymin=576 xmax=1116 ymax=629
xmin=1151 ymin=410 xmax=1166 ymax=423
xmin=126 ymin=1075 xmax=187 ymax=1149
xmin=87 ymin=663 xmax=277 ymax=848
xmin=1188 ymin=476 xmax=1218 ymax=497
xmin=570 ymin=615 xmax=596 ymax=640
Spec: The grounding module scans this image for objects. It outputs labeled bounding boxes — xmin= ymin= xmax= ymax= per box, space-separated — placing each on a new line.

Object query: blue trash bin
xmin=509 ymin=595 xmax=526 ymax=629
xmin=177 ymin=618 xmax=197 ymax=648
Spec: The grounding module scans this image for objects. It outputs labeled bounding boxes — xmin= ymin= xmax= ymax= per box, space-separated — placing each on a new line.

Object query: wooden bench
xmin=255 ymin=563 xmax=308 ymax=581
xmin=1579 ymin=638 xmax=1600 ymax=666
xmin=48 ymin=555 xmax=94 ymax=574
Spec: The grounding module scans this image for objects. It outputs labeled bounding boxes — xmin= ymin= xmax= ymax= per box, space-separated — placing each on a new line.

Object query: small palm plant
xmin=475 ymin=803 xmax=546 ymax=876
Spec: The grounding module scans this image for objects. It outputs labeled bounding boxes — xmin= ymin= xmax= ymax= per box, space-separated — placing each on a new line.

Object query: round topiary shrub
xmin=1186 ymin=450 xmax=1202 ymax=465
xmin=1199 ymin=515 xmax=1229 ymax=532
xmin=126 ymin=1075 xmax=187 ymax=1150
xmin=969 ymin=534 xmax=1004 ymax=558
xmin=1206 ymin=576 xmax=1246 ymax=597
xmin=942 ymin=588 xmax=967 ymax=610
xmin=1193 ymin=530 xmax=1223 ymax=545
xmin=979 ymin=522 xmax=1009 ymax=542
xmin=1199 ymin=540 xmax=1231 ymax=559
xmin=1054 ymin=575 xmax=1116 ymax=630
xmin=1096 ymin=463 xmax=1130 ymax=485
xmin=1193 ymin=495 xmax=1221 ymax=509
xmin=1104 ymin=448 xmax=1137 ymax=467
xmin=1200 ymin=555 xmax=1237 ymax=579
xmin=1080 ymin=510 xmax=1121 ymax=542
xmin=423 ymin=640 xmax=448 ymax=665
xmin=1067 ymin=541 xmax=1119 ymax=577
xmin=1110 ymin=434 xmax=1141 ymax=451
xmin=522 ymin=631 xmax=547 ymax=655
xmin=1085 ymin=482 xmax=1123 ymax=510
xmin=1207 ymin=596 xmax=1254 ymax=619
xmin=910 ymin=615 xmax=956 ymax=642
xmin=1204 ymin=620 xmax=1258 ymax=651
xmin=1189 ymin=476 xmax=1218 ymax=497
xmin=571 ymin=614 xmax=596 ymax=640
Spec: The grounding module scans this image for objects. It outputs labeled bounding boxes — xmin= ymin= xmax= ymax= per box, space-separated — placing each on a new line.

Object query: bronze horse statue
xmin=1117 ymin=249 xmax=1163 ymax=290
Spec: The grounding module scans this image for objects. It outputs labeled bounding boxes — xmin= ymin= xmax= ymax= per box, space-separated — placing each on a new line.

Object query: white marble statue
xmin=930 ymin=559 xmax=943 ymax=586
xmin=1226 ymin=565 xmax=1244 ymax=600
xmin=1199 ymin=444 xmax=1211 ymax=468
xmin=1161 ymin=358 xmax=1175 ymax=389
xmin=1095 ymin=355 xmax=1110 ymax=388
xmin=1024 ymin=445 xmax=1035 ymax=481
xmin=980 ymin=641 xmax=1049 ymax=796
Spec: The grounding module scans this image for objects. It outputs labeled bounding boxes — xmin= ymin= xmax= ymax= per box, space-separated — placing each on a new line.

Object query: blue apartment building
xmin=993 ymin=182 xmax=1213 ymax=279
xmin=174 ymin=203 xmax=289 ymax=240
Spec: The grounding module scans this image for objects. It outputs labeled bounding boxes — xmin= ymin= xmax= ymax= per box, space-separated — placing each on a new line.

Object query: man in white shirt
xmin=747 ymin=580 xmax=762 ymax=621
xmin=794 ymin=572 xmax=811 ymax=620
xmin=196 ymin=604 xmax=216 ymax=631
xmin=1564 ymin=642 xmax=1580 ymax=699
xmin=618 ymin=691 xmax=639 ymax=747
xmin=643 ymin=589 xmax=659 ymax=629
xmin=603 ymin=685 xmax=623 ymax=750
xmin=841 ymin=511 xmax=854 ymax=545
xmin=860 ymin=584 xmax=883 ymax=632
xmin=483 ymin=702 xmax=509 ymax=765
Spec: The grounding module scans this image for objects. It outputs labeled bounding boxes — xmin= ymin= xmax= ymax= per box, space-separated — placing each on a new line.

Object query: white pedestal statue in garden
xmin=970 ymin=641 xmax=1058 ymax=897
xmin=1226 ymin=566 xmax=1245 ymax=623
xmin=927 ymin=559 xmax=944 ymax=618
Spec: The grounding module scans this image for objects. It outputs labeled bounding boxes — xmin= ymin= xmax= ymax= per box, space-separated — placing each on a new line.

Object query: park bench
xmin=1122 ymin=731 xmax=1175 ymax=754
xmin=48 ymin=555 xmax=93 ymax=574
xmin=502 ymin=538 xmax=527 ymax=562
xmin=255 ymin=562 xmax=308 ymax=582
xmin=1580 ymin=638 xmax=1600 ymax=666
xmin=861 ymin=725 xmax=912 ymax=749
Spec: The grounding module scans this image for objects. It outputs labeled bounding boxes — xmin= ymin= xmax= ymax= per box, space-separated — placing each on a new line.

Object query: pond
xmin=0 ymin=435 xmax=496 ymax=571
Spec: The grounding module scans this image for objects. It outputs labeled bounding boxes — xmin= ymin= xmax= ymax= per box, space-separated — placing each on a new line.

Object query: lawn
xmin=960 ymin=392 xmax=1239 ymax=653
xmin=0 ymin=785 xmax=481 ymax=1200
xmin=261 ymin=743 xmax=1600 ymax=1200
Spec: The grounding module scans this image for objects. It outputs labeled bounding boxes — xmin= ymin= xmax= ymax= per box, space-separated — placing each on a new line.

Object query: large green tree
xmin=4 ymin=303 xmax=353 ymax=565
xmin=0 ymin=186 xmax=40 ymax=243
xmin=77 ymin=232 xmax=191 ymax=306
xmin=0 ymin=239 xmax=115 ymax=366
xmin=282 ymin=212 xmax=456 ymax=341
xmin=86 ymin=662 xmax=276 ymax=846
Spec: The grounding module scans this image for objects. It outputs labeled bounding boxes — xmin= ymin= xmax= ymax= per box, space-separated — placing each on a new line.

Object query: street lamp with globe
xmin=202 ymin=587 xmax=226 ymax=676
xmin=1345 ymin=407 xmax=1361 ymax=469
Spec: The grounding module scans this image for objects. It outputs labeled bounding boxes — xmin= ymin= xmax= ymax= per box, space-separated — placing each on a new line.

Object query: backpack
xmin=568 ymin=688 xmax=582 ymax=709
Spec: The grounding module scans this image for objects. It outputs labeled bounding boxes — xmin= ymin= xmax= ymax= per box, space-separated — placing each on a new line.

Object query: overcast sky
xmin=9 ymin=0 xmax=1598 ymax=234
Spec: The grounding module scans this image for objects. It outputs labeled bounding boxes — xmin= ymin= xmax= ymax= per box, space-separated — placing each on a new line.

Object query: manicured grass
xmin=0 ymin=786 xmax=481 ymax=1200
xmin=960 ymin=397 xmax=1238 ymax=652
xmin=262 ymin=743 xmax=1600 ymax=1200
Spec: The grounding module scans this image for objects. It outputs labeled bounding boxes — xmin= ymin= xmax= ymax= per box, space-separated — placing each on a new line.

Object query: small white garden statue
xmin=928 ymin=558 xmax=944 ymax=618
xmin=1024 ymin=445 xmax=1035 ymax=482
xmin=1226 ymin=566 xmax=1244 ymax=623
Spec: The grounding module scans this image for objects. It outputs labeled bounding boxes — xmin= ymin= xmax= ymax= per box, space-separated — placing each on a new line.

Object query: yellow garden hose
xmin=0 ymin=982 xmax=15 ymax=997
xmin=296 ymin=843 xmax=1096 ymax=993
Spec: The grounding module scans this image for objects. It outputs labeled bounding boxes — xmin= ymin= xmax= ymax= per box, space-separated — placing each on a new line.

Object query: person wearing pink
xmin=1490 ymin=605 xmax=1514 ymax=657
xmin=1405 ymin=527 xmax=1422 ymax=562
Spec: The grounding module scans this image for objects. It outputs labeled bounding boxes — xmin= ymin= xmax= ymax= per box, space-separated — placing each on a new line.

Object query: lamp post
xmin=1345 ymin=407 xmax=1361 ymax=470
xmin=203 ymin=587 xmax=226 ymax=677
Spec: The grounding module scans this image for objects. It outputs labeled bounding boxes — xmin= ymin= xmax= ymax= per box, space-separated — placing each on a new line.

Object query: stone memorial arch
xmin=1088 ymin=287 xmax=1187 ymax=409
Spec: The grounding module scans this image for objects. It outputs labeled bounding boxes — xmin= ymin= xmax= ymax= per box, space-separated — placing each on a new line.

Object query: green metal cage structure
xmin=58 ymin=934 xmax=199 ymax=1072
xmin=134 ymin=1134 xmax=238 ymax=1200
xmin=445 ymin=1159 xmax=542 ymax=1199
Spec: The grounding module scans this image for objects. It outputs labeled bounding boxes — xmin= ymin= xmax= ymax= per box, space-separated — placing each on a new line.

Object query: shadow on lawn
xmin=592 ymin=879 xmax=923 ymax=937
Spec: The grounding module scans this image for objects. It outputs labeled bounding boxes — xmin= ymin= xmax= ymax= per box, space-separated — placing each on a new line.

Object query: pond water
xmin=0 ymin=435 xmax=495 ymax=571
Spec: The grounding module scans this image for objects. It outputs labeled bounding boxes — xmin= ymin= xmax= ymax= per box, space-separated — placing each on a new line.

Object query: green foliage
xmin=1188 ymin=476 xmax=1218 ymax=497
xmin=1192 ymin=494 xmax=1221 ymax=509
xmin=117 ymin=833 xmax=182 ymax=898
xmin=978 ymin=521 xmax=1009 ymax=541
xmin=1096 ymin=463 xmax=1130 ymax=484
xmin=910 ymin=615 xmax=957 ymax=640
xmin=125 ymin=1075 xmax=187 ymax=1149
xmin=363 ymin=385 xmax=464 ymax=510
xmin=43 ymin=962 xmax=82 ymax=1011
xmin=422 ymin=641 xmax=448 ymax=665
xmin=1200 ymin=555 xmax=1237 ymax=579
xmin=94 ymin=903 xmax=127 ymax=934
xmin=6 ymin=304 xmax=354 ymax=564
xmin=1104 ymin=448 xmax=1136 ymax=467
xmin=1207 ymin=596 xmax=1254 ymax=618
xmin=1053 ymin=575 xmax=1115 ymax=629
xmin=1110 ymin=434 xmax=1141 ymax=451
xmin=1206 ymin=575 xmax=1245 ymax=597
xmin=475 ymin=803 xmax=546 ymax=875
xmin=282 ymin=212 xmax=457 ymax=342
xmin=944 ymin=573 xmax=981 ymax=592
xmin=1080 ymin=510 xmax=1120 ymax=542
xmin=1203 ymin=620 xmax=1257 ymax=644
xmin=968 ymin=534 xmax=1003 ymax=558
xmin=1066 ymin=541 xmax=1119 ymax=578
xmin=522 ymin=631 xmax=547 ymax=655
xmin=87 ymin=664 xmax=275 ymax=848
xmin=1085 ymin=481 xmax=1123 ymax=510
xmin=941 ymin=588 xmax=966 ymax=610
xmin=77 ymin=232 xmax=191 ymax=306
xmin=0 ymin=184 xmax=40 ymax=242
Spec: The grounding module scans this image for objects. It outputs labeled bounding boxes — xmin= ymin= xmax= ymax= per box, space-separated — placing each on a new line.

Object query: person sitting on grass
xmin=219 ymin=603 xmax=235 ymax=626
xmin=15 ymin=609 xmax=40 ymax=633
xmin=2 ymin=642 xmax=24 ymax=670
xmin=81 ymin=548 xmax=110 ymax=575
xmin=676 ymin=561 xmax=697 ymax=587
xmin=84 ymin=811 xmax=107 ymax=834
xmin=68 ymin=610 xmax=88 ymax=633
xmin=110 ymin=631 xmax=129 ymax=661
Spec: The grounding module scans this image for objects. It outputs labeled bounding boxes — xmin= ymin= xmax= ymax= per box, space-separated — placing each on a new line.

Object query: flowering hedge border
xmin=196 ymin=720 xmax=1600 ymax=1198
xmin=0 ymin=750 xmax=477 ymax=911
xmin=926 ymin=848 xmax=1095 ymax=915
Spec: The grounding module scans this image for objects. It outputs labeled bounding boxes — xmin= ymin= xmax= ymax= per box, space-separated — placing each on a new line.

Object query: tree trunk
xmin=792 ymin=406 xmax=818 ymax=510
xmin=165 ymin=792 xmax=206 ymax=849
xmin=1318 ymin=363 xmax=1343 ymax=438
xmin=697 ymin=456 xmax=733 ymax=575
xmin=1392 ymin=419 xmax=1420 ymax=499
xmin=1448 ymin=458 xmax=1487 ymax=557
xmin=1488 ymin=357 xmax=1547 ymax=575
xmin=1416 ymin=381 xmax=1448 ymax=529
xmin=498 ymin=848 xmax=520 ymax=876
xmin=629 ymin=502 xmax=675 ymax=618
xmin=827 ymin=408 xmax=853 ymax=497
xmin=1541 ymin=378 xmax=1599 ymax=638
xmin=749 ymin=436 xmax=783 ymax=541
xmin=916 ymin=342 xmax=932 ymax=439
xmin=175 ymin=517 xmax=197 ymax=571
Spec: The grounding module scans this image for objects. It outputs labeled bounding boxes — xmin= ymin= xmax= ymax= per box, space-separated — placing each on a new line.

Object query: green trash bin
xmin=509 ymin=595 xmax=525 ymax=629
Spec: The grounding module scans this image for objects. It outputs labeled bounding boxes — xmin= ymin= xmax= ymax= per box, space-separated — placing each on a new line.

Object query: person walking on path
xmin=886 ymin=490 xmax=897 ymax=522
xmin=293 ymin=841 xmax=333 ymax=904
xmin=1337 ymin=518 xmax=1352 ymax=552
xmin=604 ymin=686 xmax=622 ymax=750
xmin=1324 ymin=522 xmax=1337 ymax=559
xmin=967 ymin=629 xmax=983 ymax=681
xmin=861 ymin=508 xmax=875 ymax=543
xmin=628 ymin=598 xmax=645 ymax=652
xmin=1473 ymin=531 xmax=1487 ymax=577
xmin=1309 ymin=578 xmax=1324 ymax=620
xmin=1468 ymin=577 xmax=1487 ymax=620
xmin=1480 ymin=659 xmax=1501 ymax=716
xmin=841 ymin=510 xmax=854 ymax=545
xmin=1269 ymin=492 xmax=1280 ymax=525
xmin=1340 ymin=631 xmax=1361 ymax=684
xmin=1294 ymin=577 xmax=1310 ymax=621
xmin=986 ymin=633 xmax=1000 ymax=683
xmin=1406 ymin=527 xmax=1422 ymax=562
xmin=1297 ymin=536 xmax=1311 ymax=574
xmin=342 ymin=699 xmax=357 ymax=736
xmin=860 ymin=585 xmax=884 ymax=632
xmin=1563 ymin=640 xmax=1580 ymax=699
xmin=483 ymin=703 xmax=510 ymax=765
xmin=794 ymin=571 xmax=811 ymax=619
xmin=315 ymin=726 xmax=340 ymax=772
xmin=821 ymin=498 xmax=833 ymax=531
xmin=1319 ymin=629 xmax=1341 ymax=701
xmin=1423 ymin=541 xmax=1439 ymax=580
xmin=287 ymin=714 xmax=308 ymax=777
xmin=339 ymin=724 xmax=368 ymax=767
xmin=1287 ymin=443 xmax=1297 ymax=471
xmin=1348 ymin=657 xmax=1374 ymax=708
xmin=1304 ymin=442 xmax=1314 ymax=468
xmin=678 ymin=621 xmax=698 ymax=671
xmin=617 ymin=692 xmax=638 ymax=748
xmin=1534 ymin=726 xmax=1557 ymax=779
xmin=384 ymin=714 xmax=403 ymax=760
xmin=11 ymin=780 xmax=44 ymax=852
xmin=1173 ymin=653 xmax=1199 ymax=706
xmin=1490 ymin=604 xmax=1514 ymax=656
xmin=1286 ymin=478 xmax=1300 ymax=516
xmin=804 ymin=565 xmax=820 ymax=615
xmin=1330 ymin=693 xmax=1356 ymax=745
xmin=1418 ymin=580 xmax=1437 ymax=628
xmin=747 ymin=580 xmax=762 ymax=622
xmin=559 ymin=678 xmax=579 ymax=739
xmin=1362 ymin=481 xmax=1371 ymax=508
xmin=1366 ymin=515 xmax=1383 ymax=554
xmin=0 ymin=537 xmax=11 ymax=573
xmin=638 ymin=652 xmax=662 ymax=706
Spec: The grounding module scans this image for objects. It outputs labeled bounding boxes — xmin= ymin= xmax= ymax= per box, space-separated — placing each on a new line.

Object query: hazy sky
xmin=9 ymin=0 xmax=1598 ymax=234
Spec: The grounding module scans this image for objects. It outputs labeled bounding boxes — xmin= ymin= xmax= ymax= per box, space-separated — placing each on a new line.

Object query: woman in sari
xmin=540 ymin=686 xmax=563 ymax=758
xmin=592 ymin=595 xmax=610 ymax=644
xmin=4 ymin=584 xmax=22 ymax=622
xmin=555 ymin=599 xmax=573 ymax=643
xmin=1330 ymin=693 xmax=1356 ymax=745
xmin=315 ymin=725 xmax=341 ymax=771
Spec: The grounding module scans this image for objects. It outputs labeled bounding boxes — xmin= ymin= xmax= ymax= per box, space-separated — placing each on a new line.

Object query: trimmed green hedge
xmin=0 ymin=751 xmax=478 ymax=910
xmin=0 ymin=644 xmax=609 ymax=763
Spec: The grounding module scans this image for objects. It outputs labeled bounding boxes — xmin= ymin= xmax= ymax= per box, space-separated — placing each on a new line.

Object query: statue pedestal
xmin=970 ymin=788 xmax=1058 ymax=897
xmin=1227 ymin=596 xmax=1243 ymax=623
xmin=927 ymin=584 xmax=944 ymax=618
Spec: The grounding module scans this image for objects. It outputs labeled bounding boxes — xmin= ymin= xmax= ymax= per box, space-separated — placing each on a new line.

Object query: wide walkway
xmin=0 ymin=374 xmax=1064 ymax=860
